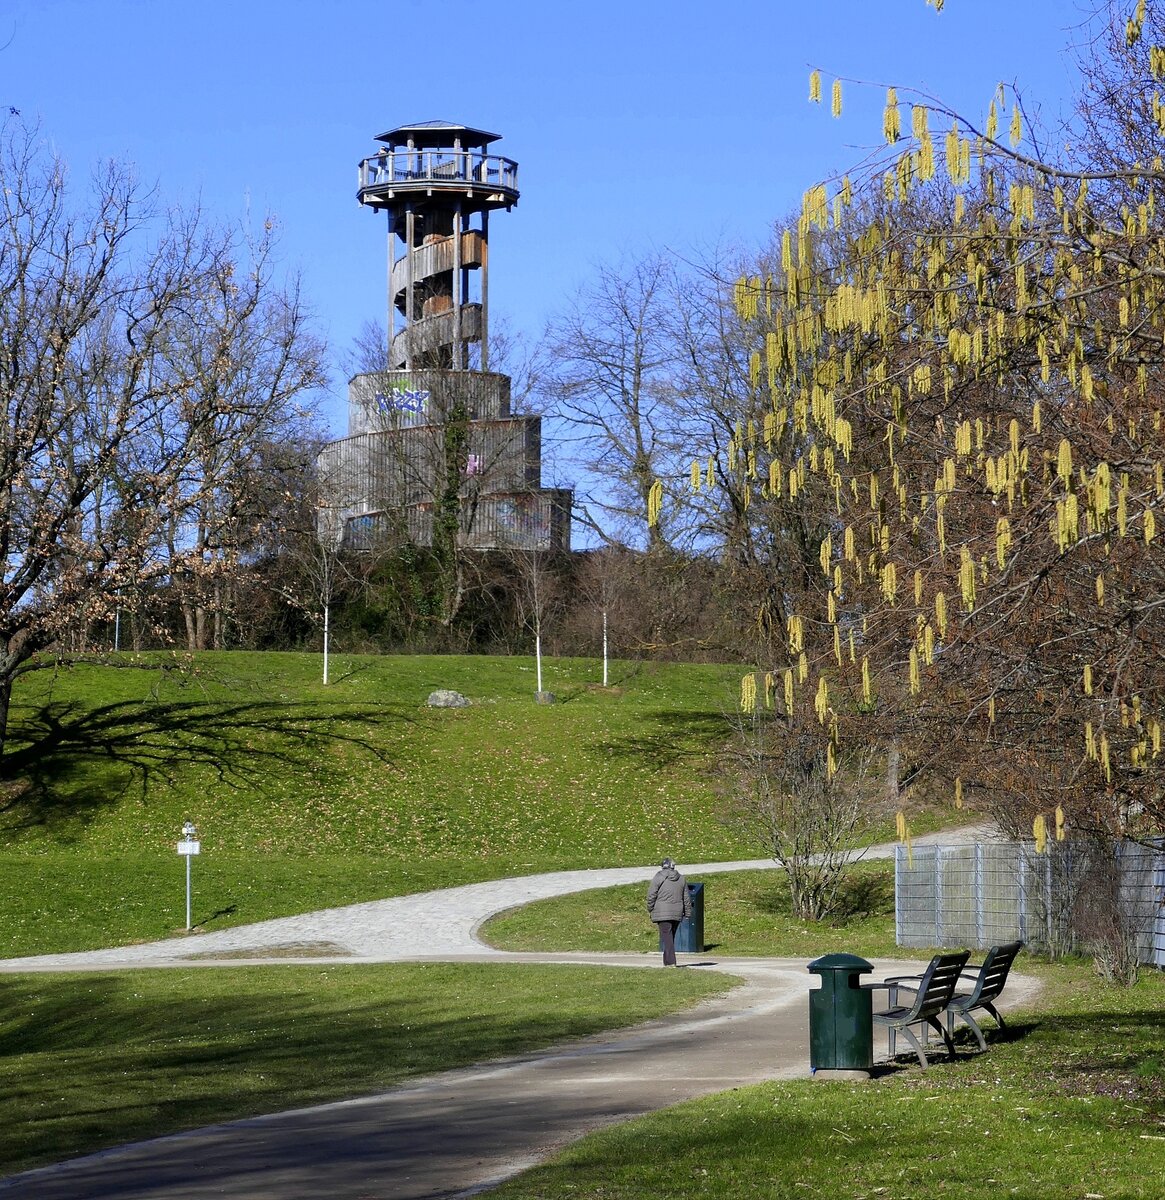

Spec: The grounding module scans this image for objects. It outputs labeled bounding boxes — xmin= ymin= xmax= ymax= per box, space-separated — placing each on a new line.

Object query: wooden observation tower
xmin=317 ymin=121 xmax=571 ymax=555
xmin=357 ymin=120 xmax=519 ymax=372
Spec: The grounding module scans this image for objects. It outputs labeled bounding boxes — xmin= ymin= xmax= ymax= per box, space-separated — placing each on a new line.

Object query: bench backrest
xmin=907 ymin=950 xmax=972 ymax=1021
xmin=966 ymin=940 xmax=1024 ymax=1005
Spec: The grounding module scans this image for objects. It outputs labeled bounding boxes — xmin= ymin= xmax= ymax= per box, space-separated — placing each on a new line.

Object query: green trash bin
xmin=675 ymin=882 xmax=704 ymax=953
xmin=807 ymin=952 xmax=874 ymax=1071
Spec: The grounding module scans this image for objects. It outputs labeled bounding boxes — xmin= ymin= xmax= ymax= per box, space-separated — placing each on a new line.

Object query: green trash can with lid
xmin=807 ymin=952 xmax=874 ymax=1071
xmin=674 ymin=882 xmax=703 ymax=953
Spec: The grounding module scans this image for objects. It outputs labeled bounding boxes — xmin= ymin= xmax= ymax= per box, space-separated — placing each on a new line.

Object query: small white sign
xmin=177 ymin=840 xmax=201 ymax=855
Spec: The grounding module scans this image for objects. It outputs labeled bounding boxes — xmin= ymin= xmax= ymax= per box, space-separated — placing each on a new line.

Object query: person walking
xmin=646 ymin=857 xmax=692 ymax=966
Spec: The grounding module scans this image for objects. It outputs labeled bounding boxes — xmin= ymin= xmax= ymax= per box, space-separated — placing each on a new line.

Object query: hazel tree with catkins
xmin=657 ymin=0 xmax=1165 ymax=847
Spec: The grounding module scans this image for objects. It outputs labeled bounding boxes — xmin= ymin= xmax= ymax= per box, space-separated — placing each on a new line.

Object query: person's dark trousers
xmin=658 ymin=919 xmax=680 ymax=965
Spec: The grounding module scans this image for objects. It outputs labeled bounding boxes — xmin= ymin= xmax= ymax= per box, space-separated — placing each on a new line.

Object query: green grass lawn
xmin=6 ymin=650 xmax=1161 ymax=1197
xmin=482 ymin=859 xmax=899 ymax=958
xmin=0 ymin=962 xmax=730 ymax=1177
xmin=0 ymin=651 xmax=953 ymax=957
xmin=0 ymin=652 xmax=763 ymax=956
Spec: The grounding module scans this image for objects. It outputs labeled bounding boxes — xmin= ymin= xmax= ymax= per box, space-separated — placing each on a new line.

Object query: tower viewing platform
xmin=357 ymin=121 xmax=519 ymax=211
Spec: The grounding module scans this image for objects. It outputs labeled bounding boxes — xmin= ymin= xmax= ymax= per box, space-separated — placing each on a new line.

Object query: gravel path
xmin=0 ymin=825 xmax=991 ymax=972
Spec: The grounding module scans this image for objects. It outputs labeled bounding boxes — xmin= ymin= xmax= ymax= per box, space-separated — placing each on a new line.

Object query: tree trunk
xmin=0 ymin=677 xmax=11 ymax=765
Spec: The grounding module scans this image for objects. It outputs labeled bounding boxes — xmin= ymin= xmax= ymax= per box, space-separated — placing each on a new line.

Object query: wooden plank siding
xmin=342 ymin=489 xmax=572 ymax=554
xmin=318 ymin=372 xmax=569 ymax=554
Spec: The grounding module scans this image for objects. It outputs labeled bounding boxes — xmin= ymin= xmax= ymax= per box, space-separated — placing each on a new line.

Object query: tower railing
xmin=359 ymin=150 xmax=518 ymax=195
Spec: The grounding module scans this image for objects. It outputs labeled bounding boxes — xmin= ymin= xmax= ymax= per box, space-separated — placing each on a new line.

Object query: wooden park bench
xmin=945 ymin=940 xmax=1024 ymax=1051
xmin=866 ymin=950 xmax=970 ymax=1068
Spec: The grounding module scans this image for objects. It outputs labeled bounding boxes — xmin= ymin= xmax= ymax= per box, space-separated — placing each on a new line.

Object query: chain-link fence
xmin=895 ymin=840 xmax=1165 ymax=967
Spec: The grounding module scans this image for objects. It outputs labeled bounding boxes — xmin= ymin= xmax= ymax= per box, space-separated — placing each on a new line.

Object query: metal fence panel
xmin=895 ymin=839 xmax=1165 ymax=962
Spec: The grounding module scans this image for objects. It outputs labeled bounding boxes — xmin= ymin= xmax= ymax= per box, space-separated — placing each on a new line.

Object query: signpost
xmin=177 ymin=821 xmax=200 ymax=931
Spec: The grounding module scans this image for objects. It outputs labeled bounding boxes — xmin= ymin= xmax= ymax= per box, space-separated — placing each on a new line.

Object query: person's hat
xmin=661 ymin=857 xmax=675 ymax=869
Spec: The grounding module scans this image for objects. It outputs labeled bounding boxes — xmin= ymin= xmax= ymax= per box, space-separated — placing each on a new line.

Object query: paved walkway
xmin=0 ymin=827 xmax=1038 ymax=1199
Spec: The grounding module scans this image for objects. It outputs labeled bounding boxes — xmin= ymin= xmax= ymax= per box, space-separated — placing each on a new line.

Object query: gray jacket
xmin=646 ymin=867 xmax=692 ymax=923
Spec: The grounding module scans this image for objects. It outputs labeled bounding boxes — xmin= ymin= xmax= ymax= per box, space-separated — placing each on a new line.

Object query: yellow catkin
xmin=955 ymin=777 xmax=963 ymax=809
xmin=882 ymin=560 xmax=898 ymax=603
xmin=959 ymin=546 xmax=976 ymax=611
xmin=1033 ymin=814 xmax=1047 ymax=854
xmin=788 ymin=614 xmax=803 ymax=653
xmin=884 ymin=88 xmax=901 ymax=143
xmin=896 ymin=811 xmax=913 ymax=866
xmin=740 ymin=673 xmax=757 ymax=714
xmin=783 ymin=669 xmax=794 ymax=714
xmin=1056 ymin=438 xmax=1073 ymax=482
xmin=815 ymin=676 xmax=829 ymax=724
xmin=1084 ymin=663 xmax=1093 ymax=695
xmin=809 ymin=69 xmax=822 ymax=103
xmin=1055 ymin=805 xmax=1066 ymax=841
xmin=996 ymin=517 xmax=1011 ymax=569
xmin=831 ymin=78 xmax=843 ymax=118
xmin=647 ymin=480 xmax=663 ymax=528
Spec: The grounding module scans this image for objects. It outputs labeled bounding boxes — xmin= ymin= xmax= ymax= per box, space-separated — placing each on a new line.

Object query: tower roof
xmin=375 ymin=121 xmax=502 ymax=150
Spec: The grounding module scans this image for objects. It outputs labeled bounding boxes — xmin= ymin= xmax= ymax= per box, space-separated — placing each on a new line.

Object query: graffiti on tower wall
xmin=375 ymin=386 xmax=430 ymax=416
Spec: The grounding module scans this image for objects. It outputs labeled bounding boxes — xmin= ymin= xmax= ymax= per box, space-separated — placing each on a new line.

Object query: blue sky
xmin=3 ymin=0 xmax=1086 ymax=436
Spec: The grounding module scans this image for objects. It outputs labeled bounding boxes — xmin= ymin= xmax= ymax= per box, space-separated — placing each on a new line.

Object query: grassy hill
xmin=0 ymin=651 xmax=759 ymax=955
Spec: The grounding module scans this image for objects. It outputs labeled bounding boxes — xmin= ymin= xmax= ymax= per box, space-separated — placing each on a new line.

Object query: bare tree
xmin=278 ymin=450 xmax=373 ymax=682
xmin=540 ymin=253 xmax=685 ymax=549
xmin=156 ymin=220 xmax=326 ymax=650
xmin=0 ymin=118 xmax=325 ymax=760
xmin=495 ymin=538 xmax=567 ymax=698
xmin=723 ymin=708 xmax=881 ymax=920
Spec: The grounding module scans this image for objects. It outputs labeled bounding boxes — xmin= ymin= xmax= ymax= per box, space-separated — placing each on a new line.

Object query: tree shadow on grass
xmin=0 ymin=968 xmax=681 ymax=1176
xmin=0 ymin=699 xmax=410 ymax=836
xmin=585 ymin=710 xmax=730 ymax=769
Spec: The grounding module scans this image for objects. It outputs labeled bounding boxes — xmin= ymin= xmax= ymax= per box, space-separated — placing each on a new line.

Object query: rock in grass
xmin=427 ymin=689 xmax=471 ymax=708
